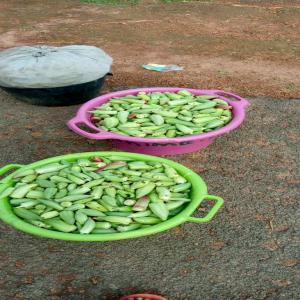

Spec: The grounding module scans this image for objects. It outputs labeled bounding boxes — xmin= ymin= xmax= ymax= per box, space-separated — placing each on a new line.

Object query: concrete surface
xmin=0 ymin=90 xmax=299 ymax=300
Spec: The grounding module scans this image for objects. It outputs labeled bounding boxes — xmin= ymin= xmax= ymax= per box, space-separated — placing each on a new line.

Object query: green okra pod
xmin=50 ymin=175 xmax=71 ymax=183
xmin=65 ymin=203 xmax=85 ymax=211
xmin=41 ymin=211 xmax=59 ymax=219
xmin=175 ymin=124 xmax=194 ymax=135
xmin=78 ymin=209 xmax=105 ymax=217
xmin=55 ymin=188 xmax=68 ymax=199
xmin=21 ymin=174 xmax=37 ymax=183
xmin=10 ymin=198 xmax=36 ymax=206
xmin=70 ymin=170 xmax=92 ymax=181
xmin=149 ymin=201 xmax=169 ymax=221
xmin=85 ymin=201 xmax=107 ymax=212
xmin=133 ymin=196 xmax=150 ymax=212
xmin=10 ymin=184 xmax=37 ymax=199
xmin=36 ymin=179 xmax=56 ymax=188
xmin=67 ymin=174 xmax=85 ymax=185
xmin=172 ymin=182 xmax=191 ymax=192
xmin=95 ymin=222 xmax=111 ymax=229
xmin=166 ymin=129 xmax=176 ymax=137
xmin=0 ymin=187 xmax=14 ymax=199
xmin=104 ymin=187 xmax=116 ymax=197
xmin=13 ymin=169 xmax=36 ymax=178
xmin=150 ymin=114 xmax=164 ymax=126
xmin=204 ymin=119 xmax=225 ymax=129
xmin=105 ymin=211 xmax=131 ymax=217
xmin=136 ymin=183 xmax=155 ymax=199
xmin=35 ymin=163 xmax=67 ymax=174
xmin=124 ymin=199 xmax=136 ymax=206
xmin=57 ymin=182 xmax=68 ymax=189
xmin=101 ymin=195 xmax=117 ymax=207
xmin=60 ymin=201 xmax=73 ymax=208
xmin=27 ymin=220 xmax=51 ymax=228
xmin=117 ymin=224 xmax=141 ymax=232
xmin=133 ymin=216 xmax=161 ymax=225
xmin=91 ymin=187 xmax=103 ymax=199
xmin=44 ymin=218 xmax=77 ymax=232
xmin=69 ymin=186 xmax=91 ymax=195
xmin=102 ymin=174 xmax=126 ymax=182
xmin=128 ymin=161 xmax=152 ymax=170
xmin=67 ymin=183 xmax=77 ymax=192
xmin=55 ymin=194 xmax=90 ymax=202
xmin=44 ymin=187 xmax=58 ymax=199
xmin=156 ymin=187 xmax=171 ymax=201
xmin=177 ymin=90 xmax=192 ymax=97
xmin=79 ymin=218 xmax=96 ymax=234
xmin=166 ymin=201 xmax=185 ymax=210
xmin=169 ymin=197 xmax=191 ymax=202
xmin=82 ymin=178 xmax=104 ymax=188
xmin=117 ymin=111 xmax=129 ymax=124
xmin=101 ymin=216 xmax=132 ymax=225
xmin=129 ymin=210 xmax=152 ymax=218
xmin=149 ymin=191 xmax=160 ymax=203
xmin=39 ymin=199 xmax=63 ymax=211
xmin=75 ymin=210 xmax=88 ymax=225
xmin=114 ymin=206 xmax=132 ymax=212
xmin=18 ymin=200 xmax=38 ymax=209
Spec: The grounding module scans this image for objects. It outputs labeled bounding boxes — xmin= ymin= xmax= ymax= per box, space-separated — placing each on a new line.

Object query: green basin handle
xmin=0 ymin=164 xmax=24 ymax=177
xmin=188 ymin=194 xmax=224 ymax=223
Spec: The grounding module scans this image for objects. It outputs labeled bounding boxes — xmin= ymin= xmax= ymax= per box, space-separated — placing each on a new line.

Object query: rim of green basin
xmin=0 ymin=152 xmax=208 ymax=242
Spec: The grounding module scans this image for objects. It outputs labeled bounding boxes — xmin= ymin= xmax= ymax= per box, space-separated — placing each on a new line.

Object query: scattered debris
xmin=281 ymin=259 xmax=298 ymax=267
xmin=142 ymin=64 xmax=183 ymax=72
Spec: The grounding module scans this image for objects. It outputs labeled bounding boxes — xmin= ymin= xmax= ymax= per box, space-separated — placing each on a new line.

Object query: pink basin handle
xmin=209 ymin=90 xmax=250 ymax=108
xmin=67 ymin=115 xmax=115 ymax=140
xmin=119 ymin=294 xmax=166 ymax=300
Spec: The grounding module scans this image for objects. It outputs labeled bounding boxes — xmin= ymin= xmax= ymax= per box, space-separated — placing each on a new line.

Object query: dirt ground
xmin=0 ymin=1 xmax=299 ymax=300
xmin=0 ymin=0 xmax=299 ymax=98
xmin=0 ymin=92 xmax=299 ymax=300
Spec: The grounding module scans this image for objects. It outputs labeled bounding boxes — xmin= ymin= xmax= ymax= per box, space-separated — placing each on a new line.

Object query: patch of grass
xmin=160 ymin=0 xmax=193 ymax=2
xmin=285 ymin=83 xmax=297 ymax=92
xmin=161 ymin=0 xmax=214 ymax=2
xmin=82 ymin=0 xmax=140 ymax=5
xmin=82 ymin=0 xmax=204 ymax=5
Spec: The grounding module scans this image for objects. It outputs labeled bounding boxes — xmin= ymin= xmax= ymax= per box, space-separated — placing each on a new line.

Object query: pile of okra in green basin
xmin=1 ymin=156 xmax=192 ymax=234
xmin=90 ymin=90 xmax=232 ymax=138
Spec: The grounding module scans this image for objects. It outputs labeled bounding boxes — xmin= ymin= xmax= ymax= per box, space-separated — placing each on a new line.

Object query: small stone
xmin=90 ymin=276 xmax=101 ymax=285
xmin=261 ymin=240 xmax=279 ymax=251
xmin=272 ymin=279 xmax=292 ymax=287
xmin=281 ymin=259 xmax=298 ymax=267
xmin=210 ymin=241 xmax=225 ymax=250
xmin=95 ymin=252 xmax=107 ymax=257
xmin=15 ymin=260 xmax=25 ymax=268
xmin=274 ymin=224 xmax=289 ymax=232
xmin=23 ymin=276 xmax=33 ymax=284
xmin=59 ymin=274 xmax=77 ymax=283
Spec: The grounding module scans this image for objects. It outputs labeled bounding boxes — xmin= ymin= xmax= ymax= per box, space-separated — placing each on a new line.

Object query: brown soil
xmin=0 ymin=0 xmax=299 ymax=98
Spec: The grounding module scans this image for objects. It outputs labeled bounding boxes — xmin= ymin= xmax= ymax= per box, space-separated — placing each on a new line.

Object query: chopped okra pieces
xmin=4 ymin=156 xmax=192 ymax=234
xmin=90 ymin=90 xmax=232 ymax=138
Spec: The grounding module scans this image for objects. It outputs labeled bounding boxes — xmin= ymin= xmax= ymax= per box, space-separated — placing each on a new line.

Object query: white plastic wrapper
xmin=0 ymin=45 xmax=113 ymax=88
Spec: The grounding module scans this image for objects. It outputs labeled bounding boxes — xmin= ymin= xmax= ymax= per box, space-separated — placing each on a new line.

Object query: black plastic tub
xmin=0 ymin=76 xmax=107 ymax=106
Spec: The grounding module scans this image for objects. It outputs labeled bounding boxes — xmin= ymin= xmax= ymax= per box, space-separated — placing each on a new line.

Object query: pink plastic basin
xmin=119 ymin=293 xmax=166 ymax=300
xmin=67 ymin=88 xmax=250 ymax=155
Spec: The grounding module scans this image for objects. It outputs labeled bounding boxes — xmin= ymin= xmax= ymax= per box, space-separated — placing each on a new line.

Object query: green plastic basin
xmin=0 ymin=152 xmax=224 ymax=242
